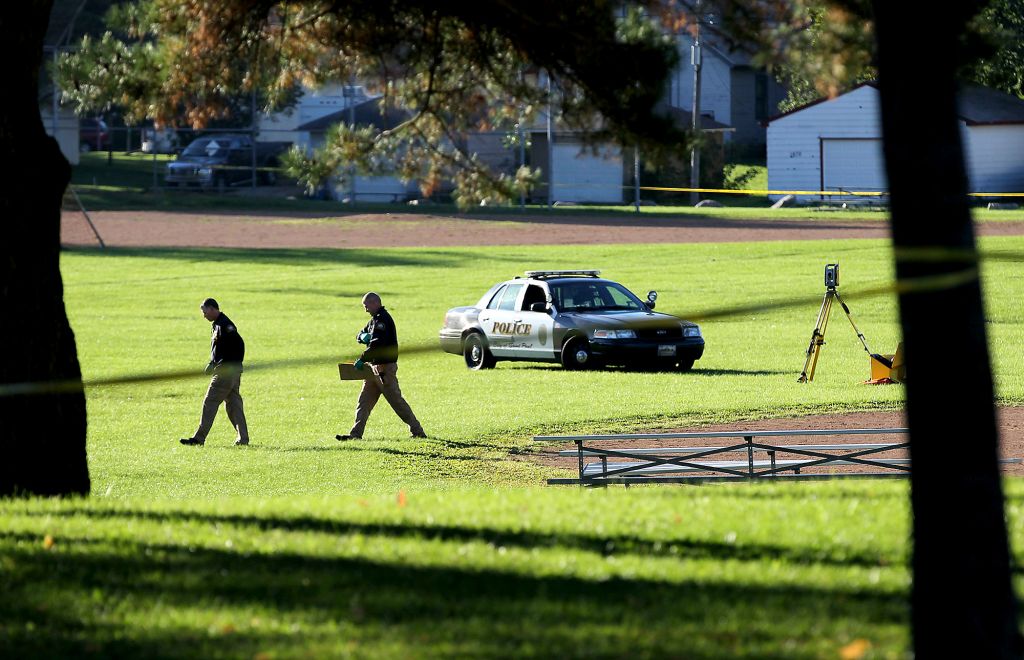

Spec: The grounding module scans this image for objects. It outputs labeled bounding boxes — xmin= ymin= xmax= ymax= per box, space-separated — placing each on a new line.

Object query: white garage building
xmin=767 ymin=83 xmax=1024 ymax=202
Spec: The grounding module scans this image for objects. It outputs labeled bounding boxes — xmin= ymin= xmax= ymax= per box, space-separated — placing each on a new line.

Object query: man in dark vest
xmin=337 ymin=292 xmax=426 ymax=440
xmin=181 ymin=298 xmax=250 ymax=446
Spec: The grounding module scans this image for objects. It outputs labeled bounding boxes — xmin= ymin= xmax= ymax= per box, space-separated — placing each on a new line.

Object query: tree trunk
xmin=0 ymin=2 xmax=90 ymax=496
xmin=872 ymin=3 xmax=1020 ymax=656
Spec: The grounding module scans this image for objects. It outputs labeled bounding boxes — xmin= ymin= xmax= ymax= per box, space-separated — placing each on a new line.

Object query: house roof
xmin=663 ymin=105 xmax=734 ymax=132
xmin=958 ymin=85 xmax=1024 ymax=125
xmin=767 ymin=82 xmax=1024 ymax=126
xmin=296 ymin=97 xmax=411 ymax=132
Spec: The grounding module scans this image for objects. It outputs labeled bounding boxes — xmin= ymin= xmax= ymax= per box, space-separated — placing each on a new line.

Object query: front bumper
xmin=590 ymin=338 xmax=705 ymax=365
xmin=165 ymin=166 xmax=214 ymax=185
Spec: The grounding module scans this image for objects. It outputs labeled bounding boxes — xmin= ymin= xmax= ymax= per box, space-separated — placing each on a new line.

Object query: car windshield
xmin=181 ymin=138 xmax=234 ymax=158
xmin=549 ymin=281 xmax=646 ymax=312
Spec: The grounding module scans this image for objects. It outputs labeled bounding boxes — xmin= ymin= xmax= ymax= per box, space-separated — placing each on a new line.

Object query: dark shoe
xmin=180 ymin=437 xmax=204 ymax=446
xmin=234 ymin=439 xmax=249 ymax=446
xmin=411 ymin=431 xmax=428 ymax=439
xmin=336 ymin=434 xmax=361 ymax=441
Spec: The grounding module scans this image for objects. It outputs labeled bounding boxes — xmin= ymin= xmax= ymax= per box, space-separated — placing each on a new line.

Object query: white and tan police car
xmin=439 ymin=270 xmax=704 ymax=370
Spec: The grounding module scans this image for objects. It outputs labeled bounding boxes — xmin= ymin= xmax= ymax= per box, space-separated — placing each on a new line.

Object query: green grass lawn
xmin=3 ymin=236 xmax=1024 ymax=657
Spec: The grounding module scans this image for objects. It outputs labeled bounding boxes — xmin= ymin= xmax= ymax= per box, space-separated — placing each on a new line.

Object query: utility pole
xmin=347 ymin=79 xmax=357 ymax=203
xmin=689 ymin=3 xmax=703 ymax=206
xmin=519 ymin=120 xmax=526 ymax=211
xmin=634 ymin=147 xmax=641 ymax=213
xmin=251 ymin=85 xmax=258 ymax=188
xmin=546 ymin=72 xmax=554 ymax=208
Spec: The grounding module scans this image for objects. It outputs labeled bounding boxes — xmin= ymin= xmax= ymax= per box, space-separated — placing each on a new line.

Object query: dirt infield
xmin=61 ymin=208 xmax=1024 ymax=249
xmin=527 ymin=407 xmax=1024 ymax=477
xmin=60 ymin=205 xmax=1024 ymax=471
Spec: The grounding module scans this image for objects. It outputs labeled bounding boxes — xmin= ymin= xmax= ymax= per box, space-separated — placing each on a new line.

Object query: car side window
xmin=498 ymin=283 xmax=524 ymax=311
xmin=521 ymin=284 xmax=546 ymax=311
xmin=486 ymin=285 xmax=508 ymax=310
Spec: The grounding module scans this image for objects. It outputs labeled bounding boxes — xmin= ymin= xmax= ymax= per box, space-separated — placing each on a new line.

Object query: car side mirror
xmin=646 ymin=290 xmax=658 ymax=310
xmin=529 ymin=302 xmax=550 ymax=313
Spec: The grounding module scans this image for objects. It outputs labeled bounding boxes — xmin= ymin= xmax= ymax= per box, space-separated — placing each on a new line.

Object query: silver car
xmin=439 ymin=270 xmax=704 ymax=370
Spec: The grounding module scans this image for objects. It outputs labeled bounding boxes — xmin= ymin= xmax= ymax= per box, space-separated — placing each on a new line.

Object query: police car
xmin=439 ymin=270 xmax=704 ymax=370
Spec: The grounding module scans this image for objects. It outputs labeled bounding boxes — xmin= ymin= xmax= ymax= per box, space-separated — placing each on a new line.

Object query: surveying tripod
xmin=797 ymin=269 xmax=873 ymax=383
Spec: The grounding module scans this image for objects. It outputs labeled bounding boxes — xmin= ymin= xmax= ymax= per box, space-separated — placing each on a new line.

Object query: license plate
xmin=658 ymin=345 xmax=676 ymax=356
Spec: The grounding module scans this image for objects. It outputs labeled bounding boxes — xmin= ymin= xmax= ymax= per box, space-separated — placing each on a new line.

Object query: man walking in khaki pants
xmin=337 ymin=292 xmax=425 ymax=441
xmin=180 ymin=298 xmax=250 ymax=447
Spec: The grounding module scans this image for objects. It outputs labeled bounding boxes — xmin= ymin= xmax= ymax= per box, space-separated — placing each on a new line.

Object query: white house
xmin=767 ymin=83 xmax=1024 ymax=201
xmin=671 ymin=32 xmax=787 ymax=149
xmin=295 ymin=96 xmax=420 ymax=202
xmin=40 ymin=105 xmax=80 ymax=165
xmin=529 ymin=111 xmax=733 ymax=204
xmin=258 ymin=83 xmax=371 ymax=145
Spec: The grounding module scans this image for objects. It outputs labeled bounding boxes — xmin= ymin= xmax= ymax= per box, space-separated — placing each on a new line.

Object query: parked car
xmin=439 ymin=270 xmax=705 ymax=370
xmin=79 ymin=118 xmax=109 ymax=152
xmin=165 ymin=134 xmax=289 ymax=189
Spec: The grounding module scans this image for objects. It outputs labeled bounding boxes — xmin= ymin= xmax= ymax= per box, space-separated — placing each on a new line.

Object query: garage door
xmin=822 ymin=138 xmax=887 ymax=193
xmin=551 ymin=143 xmax=623 ymax=203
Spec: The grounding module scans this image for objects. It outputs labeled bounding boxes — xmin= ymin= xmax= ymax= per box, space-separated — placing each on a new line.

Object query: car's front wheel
xmin=561 ymin=336 xmax=594 ymax=370
xmin=463 ymin=333 xmax=496 ymax=370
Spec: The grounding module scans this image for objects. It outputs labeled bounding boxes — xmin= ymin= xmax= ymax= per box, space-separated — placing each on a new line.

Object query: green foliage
xmin=722 ymin=163 xmax=764 ymax=190
xmin=963 ymin=0 xmax=1024 ymax=98
xmin=765 ymin=2 xmax=876 ymax=114
xmin=57 ymin=1 xmax=686 ymax=209
xmin=767 ymin=0 xmax=1024 ymax=113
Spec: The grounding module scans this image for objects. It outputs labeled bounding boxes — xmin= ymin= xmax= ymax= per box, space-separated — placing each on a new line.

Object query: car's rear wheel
xmin=464 ymin=333 xmax=496 ymax=370
xmin=561 ymin=336 xmax=594 ymax=370
xmin=676 ymin=358 xmax=695 ymax=372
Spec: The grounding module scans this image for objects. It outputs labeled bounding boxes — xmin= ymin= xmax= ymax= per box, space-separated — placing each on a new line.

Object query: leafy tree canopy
xmin=767 ymin=0 xmax=1024 ymax=115
xmin=58 ymin=0 xmax=700 ymax=205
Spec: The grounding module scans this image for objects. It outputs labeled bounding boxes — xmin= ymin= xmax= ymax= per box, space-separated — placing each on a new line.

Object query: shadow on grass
xmin=506 ymin=365 xmax=792 ymax=376
xmin=62 ymin=245 xmax=459 ymax=270
xmin=15 ymin=508 xmax=900 ymax=569
xmin=272 ymin=437 xmax=503 ymax=454
xmin=0 ymin=525 xmax=907 ymax=658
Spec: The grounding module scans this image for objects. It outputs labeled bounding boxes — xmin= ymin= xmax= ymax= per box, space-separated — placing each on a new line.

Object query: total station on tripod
xmin=824 ymin=263 xmax=839 ymax=289
xmin=797 ymin=261 xmax=875 ymax=383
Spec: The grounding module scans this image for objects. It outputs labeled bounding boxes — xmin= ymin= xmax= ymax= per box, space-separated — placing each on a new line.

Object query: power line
xmin=2 ymin=258 xmax=1010 ymax=398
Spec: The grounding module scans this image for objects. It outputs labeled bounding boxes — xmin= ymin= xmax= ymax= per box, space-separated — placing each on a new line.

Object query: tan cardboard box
xmin=338 ymin=363 xmax=368 ymax=380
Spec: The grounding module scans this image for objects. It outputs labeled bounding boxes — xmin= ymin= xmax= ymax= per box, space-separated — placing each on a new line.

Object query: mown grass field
xmin=3 ymin=236 xmax=1024 ymax=657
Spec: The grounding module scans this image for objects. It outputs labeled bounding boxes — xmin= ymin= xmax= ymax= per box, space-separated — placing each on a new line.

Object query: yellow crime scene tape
xmin=633 ymin=185 xmax=1024 ymax=197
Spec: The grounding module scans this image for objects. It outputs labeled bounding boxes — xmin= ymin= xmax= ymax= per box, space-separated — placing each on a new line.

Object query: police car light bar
xmin=523 ymin=270 xmax=601 ymax=279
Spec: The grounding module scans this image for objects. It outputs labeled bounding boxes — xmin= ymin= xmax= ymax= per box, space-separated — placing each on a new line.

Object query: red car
xmin=79 ymin=118 xmax=109 ymax=152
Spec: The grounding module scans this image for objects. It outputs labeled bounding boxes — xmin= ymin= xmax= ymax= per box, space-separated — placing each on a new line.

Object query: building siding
xmin=767 ymin=86 xmax=883 ymax=200
xmin=963 ymin=124 xmax=1024 ymax=194
xmin=670 ymin=35 xmax=733 ymax=128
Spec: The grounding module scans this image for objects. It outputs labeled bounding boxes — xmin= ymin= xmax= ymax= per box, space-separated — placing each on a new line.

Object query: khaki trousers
xmin=194 ymin=371 xmax=249 ymax=443
xmin=349 ymin=362 xmax=423 ymax=438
